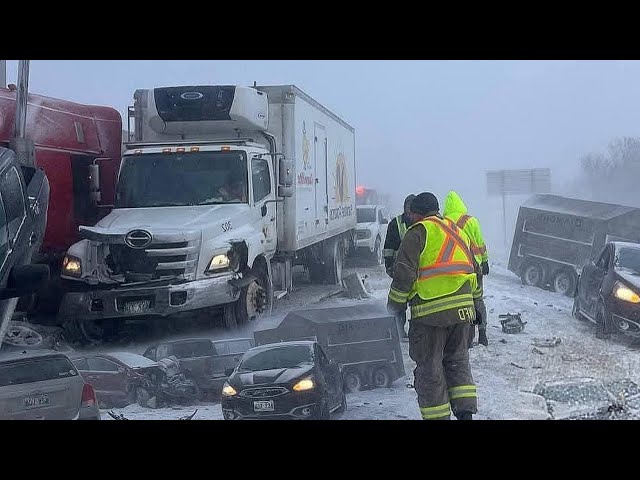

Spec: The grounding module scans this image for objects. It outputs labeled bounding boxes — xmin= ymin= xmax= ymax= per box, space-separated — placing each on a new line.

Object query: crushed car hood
xmin=231 ymin=365 xmax=314 ymax=387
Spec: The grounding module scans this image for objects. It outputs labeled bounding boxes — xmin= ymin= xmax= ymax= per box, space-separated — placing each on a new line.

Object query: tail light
xmin=81 ymin=383 xmax=97 ymax=408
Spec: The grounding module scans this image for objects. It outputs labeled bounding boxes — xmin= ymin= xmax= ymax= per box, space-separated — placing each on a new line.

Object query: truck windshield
xmin=616 ymin=247 xmax=640 ymax=274
xmin=116 ymin=151 xmax=248 ymax=208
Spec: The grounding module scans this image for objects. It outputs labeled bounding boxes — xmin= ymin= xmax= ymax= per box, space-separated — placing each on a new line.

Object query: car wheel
xmin=372 ymin=366 xmax=393 ymax=388
xmin=343 ymin=371 xmax=363 ymax=393
xmin=552 ymin=270 xmax=577 ymax=297
xmin=521 ymin=262 xmax=543 ymax=287
xmin=373 ymin=237 xmax=383 ymax=265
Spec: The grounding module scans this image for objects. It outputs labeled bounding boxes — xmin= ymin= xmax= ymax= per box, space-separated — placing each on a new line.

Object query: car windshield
xmin=237 ymin=345 xmax=313 ymax=372
xmin=115 ymin=151 xmax=248 ymax=208
xmin=357 ymin=208 xmax=376 ymax=224
xmin=170 ymin=341 xmax=214 ymax=359
xmin=0 ymin=356 xmax=78 ymax=387
xmin=615 ymin=247 xmax=640 ymax=274
xmin=541 ymin=382 xmax=612 ymax=404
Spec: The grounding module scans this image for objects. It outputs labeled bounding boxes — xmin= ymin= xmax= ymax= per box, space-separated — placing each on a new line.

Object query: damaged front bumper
xmin=59 ymin=274 xmax=240 ymax=321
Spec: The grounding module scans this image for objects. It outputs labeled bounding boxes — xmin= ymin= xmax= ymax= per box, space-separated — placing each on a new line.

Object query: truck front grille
xmin=107 ymin=240 xmax=200 ymax=280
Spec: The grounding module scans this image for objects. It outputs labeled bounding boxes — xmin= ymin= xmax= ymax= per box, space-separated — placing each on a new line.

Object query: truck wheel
xmin=372 ymin=366 xmax=393 ymax=388
xmin=521 ymin=263 xmax=543 ymax=287
xmin=343 ymin=371 xmax=363 ymax=393
xmin=326 ymin=240 xmax=344 ymax=285
xmin=373 ymin=237 xmax=383 ymax=266
xmin=552 ymin=270 xmax=577 ymax=297
xmin=63 ymin=319 xmax=113 ymax=346
xmin=232 ymin=263 xmax=273 ymax=327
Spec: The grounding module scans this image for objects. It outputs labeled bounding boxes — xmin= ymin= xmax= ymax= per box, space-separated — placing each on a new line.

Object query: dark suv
xmin=574 ymin=241 xmax=640 ymax=338
xmin=0 ymin=147 xmax=49 ymax=342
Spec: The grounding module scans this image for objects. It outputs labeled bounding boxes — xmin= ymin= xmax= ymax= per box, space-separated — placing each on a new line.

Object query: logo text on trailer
xmin=125 ymin=230 xmax=153 ymax=249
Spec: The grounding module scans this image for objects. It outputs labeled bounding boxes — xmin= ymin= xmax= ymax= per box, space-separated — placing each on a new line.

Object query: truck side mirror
xmin=278 ymin=185 xmax=293 ymax=198
xmin=88 ymin=163 xmax=101 ymax=203
xmin=278 ymin=158 xmax=293 ymax=186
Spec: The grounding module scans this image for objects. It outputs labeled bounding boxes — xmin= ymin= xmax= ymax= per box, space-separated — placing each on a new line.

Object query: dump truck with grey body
xmin=509 ymin=194 xmax=640 ymax=296
xmin=252 ymin=303 xmax=405 ymax=392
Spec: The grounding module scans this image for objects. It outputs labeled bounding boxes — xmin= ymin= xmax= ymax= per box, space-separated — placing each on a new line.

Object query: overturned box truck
xmin=509 ymin=194 xmax=640 ymax=297
xmin=59 ymin=85 xmax=357 ymax=343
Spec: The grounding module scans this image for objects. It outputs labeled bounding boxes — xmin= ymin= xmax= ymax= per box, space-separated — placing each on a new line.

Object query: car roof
xmin=151 ymin=338 xmax=213 ymax=346
xmin=0 ymin=349 xmax=70 ymax=363
xmin=211 ymin=337 xmax=253 ymax=344
xmin=247 ymin=340 xmax=316 ymax=352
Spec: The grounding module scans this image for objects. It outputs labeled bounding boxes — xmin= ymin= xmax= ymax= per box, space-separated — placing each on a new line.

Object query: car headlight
xmin=293 ymin=377 xmax=315 ymax=392
xmin=207 ymin=254 xmax=230 ymax=273
xmin=614 ymin=282 xmax=640 ymax=303
xmin=222 ymin=382 xmax=237 ymax=396
xmin=62 ymin=255 xmax=82 ymax=277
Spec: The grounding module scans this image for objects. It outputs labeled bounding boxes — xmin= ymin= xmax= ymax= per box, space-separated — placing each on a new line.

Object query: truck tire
xmin=62 ymin=318 xmax=118 ymax=346
xmin=552 ymin=269 xmax=577 ymax=297
xmin=372 ymin=366 xmax=393 ymax=388
xmin=521 ymin=262 xmax=543 ymax=287
xmin=343 ymin=370 xmax=363 ymax=393
xmin=326 ymin=240 xmax=344 ymax=286
xmin=228 ymin=262 xmax=273 ymax=327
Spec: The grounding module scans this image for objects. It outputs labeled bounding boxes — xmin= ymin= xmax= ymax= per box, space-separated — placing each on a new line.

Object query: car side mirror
xmin=0 ymin=264 xmax=50 ymax=300
xmin=225 ymin=367 xmax=234 ymax=377
xmin=380 ymin=218 xmax=389 ymax=225
xmin=261 ymin=203 xmax=267 ymax=217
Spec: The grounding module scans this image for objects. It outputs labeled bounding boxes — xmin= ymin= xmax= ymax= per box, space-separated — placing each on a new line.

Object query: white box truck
xmin=59 ymin=85 xmax=357 ymax=343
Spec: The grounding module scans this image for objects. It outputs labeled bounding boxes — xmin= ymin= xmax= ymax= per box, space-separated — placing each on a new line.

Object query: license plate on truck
xmin=253 ymin=400 xmax=275 ymax=412
xmin=24 ymin=394 xmax=49 ymax=408
xmin=123 ymin=299 xmax=151 ymax=314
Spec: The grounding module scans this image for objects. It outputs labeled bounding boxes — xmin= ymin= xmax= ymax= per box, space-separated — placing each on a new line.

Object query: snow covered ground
xmin=101 ymin=259 xmax=640 ymax=420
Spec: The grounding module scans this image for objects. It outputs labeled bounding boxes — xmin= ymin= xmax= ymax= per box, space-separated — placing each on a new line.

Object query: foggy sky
xmin=6 ymin=60 xmax=640 ymax=255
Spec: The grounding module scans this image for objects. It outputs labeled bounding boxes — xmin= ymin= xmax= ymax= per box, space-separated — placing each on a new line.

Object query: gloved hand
xmin=481 ymin=261 xmax=489 ymax=276
xmin=473 ymin=308 xmax=482 ymax=326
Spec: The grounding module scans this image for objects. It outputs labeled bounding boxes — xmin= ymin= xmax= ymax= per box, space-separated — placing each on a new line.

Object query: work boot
xmin=478 ymin=330 xmax=488 ymax=346
xmin=456 ymin=411 xmax=473 ymax=420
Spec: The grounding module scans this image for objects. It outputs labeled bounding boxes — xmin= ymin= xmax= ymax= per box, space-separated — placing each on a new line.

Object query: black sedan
xmin=573 ymin=241 xmax=640 ymax=338
xmin=221 ymin=341 xmax=347 ymax=420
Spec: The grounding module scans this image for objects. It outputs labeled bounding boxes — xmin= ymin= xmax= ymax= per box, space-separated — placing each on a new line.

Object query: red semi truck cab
xmin=0 ymin=87 xmax=122 ymax=262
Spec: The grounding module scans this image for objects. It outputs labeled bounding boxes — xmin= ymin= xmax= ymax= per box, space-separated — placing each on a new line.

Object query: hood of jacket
xmin=443 ymin=191 xmax=468 ymax=218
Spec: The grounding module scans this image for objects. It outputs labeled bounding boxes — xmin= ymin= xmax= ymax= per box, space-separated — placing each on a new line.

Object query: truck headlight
xmin=62 ymin=255 xmax=82 ymax=277
xmin=293 ymin=377 xmax=315 ymax=392
xmin=207 ymin=254 xmax=230 ymax=273
xmin=614 ymin=282 xmax=640 ymax=303
xmin=222 ymin=382 xmax=237 ymax=396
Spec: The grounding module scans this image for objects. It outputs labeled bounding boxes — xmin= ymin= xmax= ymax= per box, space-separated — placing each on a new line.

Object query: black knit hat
xmin=411 ymin=192 xmax=439 ymax=215
xmin=404 ymin=194 xmax=417 ymax=209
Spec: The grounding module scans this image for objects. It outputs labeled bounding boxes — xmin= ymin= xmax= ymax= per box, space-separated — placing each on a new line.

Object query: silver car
xmin=0 ymin=350 xmax=100 ymax=420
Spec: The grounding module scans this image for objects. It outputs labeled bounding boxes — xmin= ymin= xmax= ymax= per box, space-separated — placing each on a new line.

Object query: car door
xmin=315 ymin=344 xmax=340 ymax=408
xmin=22 ymin=165 xmax=49 ymax=258
xmin=582 ymin=245 xmax=611 ymax=318
xmin=85 ymin=356 xmax=128 ymax=404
